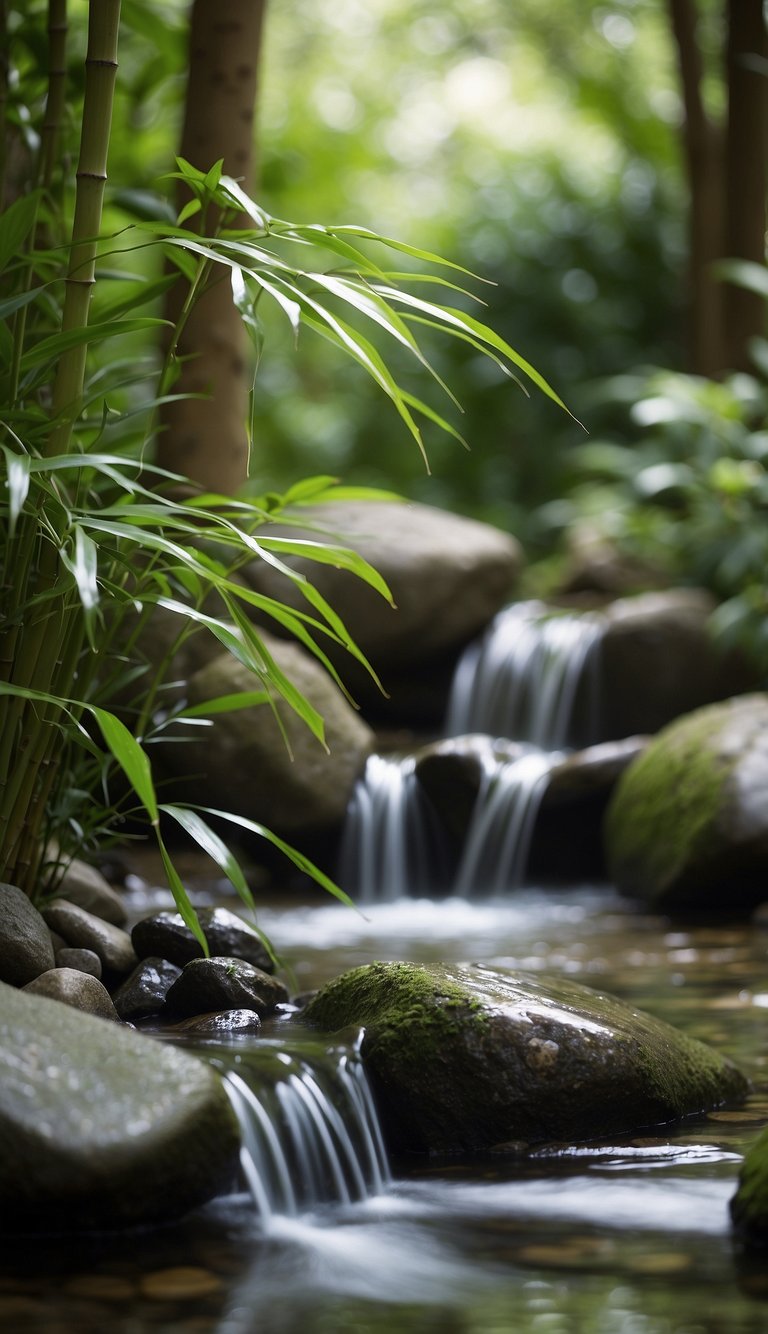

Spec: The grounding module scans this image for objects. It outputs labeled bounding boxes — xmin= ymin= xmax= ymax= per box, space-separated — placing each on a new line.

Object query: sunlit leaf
xmin=1 ymin=445 xmax=31 ymax=537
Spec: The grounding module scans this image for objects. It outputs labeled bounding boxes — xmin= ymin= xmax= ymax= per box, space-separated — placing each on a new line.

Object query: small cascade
xmin=453 ymin=747 xmax=559 ymax=896
xmin=446 ymin=600 xmax=604 ymax=749
xmin=339 ymin=601 xmax=605 ymax=900
xmin=218 ymin=1043 xmax=389 ymax=1224
xmin=337 ymin=753 xmax=451 ymax=903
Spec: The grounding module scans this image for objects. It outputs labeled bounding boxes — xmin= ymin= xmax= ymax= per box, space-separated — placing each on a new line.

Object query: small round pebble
xmin=139 ymin=1267 xmax=222 ymax=1301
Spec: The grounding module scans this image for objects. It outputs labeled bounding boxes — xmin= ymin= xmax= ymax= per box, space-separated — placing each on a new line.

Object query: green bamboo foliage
xmin=0 ymin=3 xmax=567 ymax=929
xmin=0 ymin=0 xmax=122 ymax=894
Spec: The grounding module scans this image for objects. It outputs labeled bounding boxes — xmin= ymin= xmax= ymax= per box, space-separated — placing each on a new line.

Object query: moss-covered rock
xmin=0 ymin=981 xmax=240 ymax=1232
xmin=604 ymin=694 xmax=768 ymax=912
xmin=301 ymin=961 xmax=747 ymax=1155
xmin=732 ymin=1126 xmax=768 ymax=1247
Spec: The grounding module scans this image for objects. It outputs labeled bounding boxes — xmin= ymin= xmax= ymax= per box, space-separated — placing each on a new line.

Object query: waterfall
xmin=446 ymin=600 xmax=603 ymax=750
xmin=217 ymin=1042 xmax=389 ymax=1224
xmin=339 ymin=601 xmax=605 ymax=900
xmin=337 ymin=752 xmax=451 ymax=903
xmin=453 ymin=747 xmax=559 ymax=896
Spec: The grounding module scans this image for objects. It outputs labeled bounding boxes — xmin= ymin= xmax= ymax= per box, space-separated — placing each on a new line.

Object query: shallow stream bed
xmin=4 ymin=874 xmax=768 ymax=1333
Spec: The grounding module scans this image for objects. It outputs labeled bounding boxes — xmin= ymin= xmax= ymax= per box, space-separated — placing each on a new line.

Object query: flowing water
xmin=5 ymin=603 xmax=768 ymax=1331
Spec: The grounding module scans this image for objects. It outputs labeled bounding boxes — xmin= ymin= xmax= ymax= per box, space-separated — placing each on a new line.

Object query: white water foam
xmin=446 ymin=600 xmax=604 ymax=748
xmin=221 ymin=1048 xmax=389 ymax=1226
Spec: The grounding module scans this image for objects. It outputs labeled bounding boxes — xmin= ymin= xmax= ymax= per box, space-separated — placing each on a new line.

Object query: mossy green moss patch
xmin=604 ymin=695 xmax=768 ymax=910
xmin=732 ymin=1125 xmax=768 ymax=1248
xmin=302 ymin=962 xmax=748 ymax=1155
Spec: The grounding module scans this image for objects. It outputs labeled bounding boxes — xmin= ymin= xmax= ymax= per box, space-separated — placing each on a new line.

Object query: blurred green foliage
xmin=10 ymin=0 xmax=694 ymax=549
xmin=16 ymin=0 xmax=762 ymax=617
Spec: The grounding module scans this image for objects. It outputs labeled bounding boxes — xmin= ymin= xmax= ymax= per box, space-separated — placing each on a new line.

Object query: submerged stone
xmin=301 ymin=962 xmax=748 ymax=1155
xmin=165 ymin=1008 xmax=262 ymax=1037
xmin=732 ymin=1126 xmax=768 ymax=1248
xmin=604 ymin=694 xmax=768 ymax=912
xmin=0 ymin=981 xmax=240 ymax=1231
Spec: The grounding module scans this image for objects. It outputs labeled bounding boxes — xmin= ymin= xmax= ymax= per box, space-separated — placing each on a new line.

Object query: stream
xmin=3 ymin=874 xmax=768 ymax=1333
xmin=4 ymin=602 xmax=768 ymax=1331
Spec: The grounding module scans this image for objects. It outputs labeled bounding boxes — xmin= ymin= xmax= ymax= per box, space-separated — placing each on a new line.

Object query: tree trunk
xmin=158 ymin=0 xmax=266 ymax=494
xmin=722 ymin=0 xmax=768 ymax=372
xmin=666 ymin=0 xmax=724 ymax=375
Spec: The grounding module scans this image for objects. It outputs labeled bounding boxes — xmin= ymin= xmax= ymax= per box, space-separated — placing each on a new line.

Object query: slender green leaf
xmin=156 ymin=831 xmax=210 ymax=956
xmin=161 ymin=804 xmax=258 ymax=913
xmin=0 ymin=286 xmax=46 ymax=321
xmin=196 ymin=807 xmax=358 ymax=908
xmin=0 ymin=192 xmax=41 ymax=274
xmin=89 ymin=706 xmax=158 ymax=822
xmin=175 ymin=691 xmax=270 ymax=718
xmin=21 ymin=318 xmax=171 ymax=370
xmin=1 ymin=445 xmax=31 ymax=537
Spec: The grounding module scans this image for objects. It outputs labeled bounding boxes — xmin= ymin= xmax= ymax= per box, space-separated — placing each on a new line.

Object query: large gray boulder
xmin=301 ymin=962 xmax=747 ymax=1155
xmin=598 ymin=589 xmax=754 ymax=740
xmin=604 ymin=694 xmax=768 ymax=912
xmin=243 ymin=500 xmax=522 ymax=665
xmin=0 ymin=981 xmax=240 ymax=1231
xmin=241 ymin=500 xmax=522 ymax=722
xmin=158 ymin=632 xmax=374 ymax=835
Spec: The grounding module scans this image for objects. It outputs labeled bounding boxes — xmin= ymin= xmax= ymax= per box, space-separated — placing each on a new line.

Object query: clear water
xmin=6 ymin=880 xmax=768 ymax=1333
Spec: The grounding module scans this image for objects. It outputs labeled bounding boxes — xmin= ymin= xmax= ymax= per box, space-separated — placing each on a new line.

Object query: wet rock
xmin=165 ymin=957 xmax=289 ymax=1019
xmin=164 ymin=1008 xmax=262 ymax=1037
xmin=111 ymin=957 xmax=182 ymax=1021
xmin=732 ymin=1126 xmax=768 ymax=1248
xmin=22 ymin=968 xmax=120 ymax=1022
xmin=0 ymin=883 xmax=56 ymax=986
xmin=132 ymin=907 xmax=274 ymax=973
xmin=55 ymin=859 xmax=127 ymax=926
xmin=413 ymin=734 xmax=649 ymax=878
xmin=301 ymin=961 xmax=748 ymax=1155
xmin=41 ymin=899 xmax=137 ymax=975
xmin=598 ymin=589 xmax=755 ymax=740
xmin=240 ymin=500 xmax=522 ymax=672
xmin=156 ymin=636 xmax=373 ymax=836
xmin=604 ymin=694 xmax=768 ymax=913
xmin=0 ymin=980 xmax=240 ymax=1231
xmin=54 ymin=947 xmax=102 ymax=980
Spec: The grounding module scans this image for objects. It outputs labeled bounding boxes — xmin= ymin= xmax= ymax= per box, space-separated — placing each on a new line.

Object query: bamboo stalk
xmin=0 ymin=0 xmax=123 ymax=892
xmin=0 ymin=0 xmax=8 ymax=208
xmin=47 ymin=0 xmax=122 ymax=457
xmin=40 ymin=0 xmax=69 ymax=192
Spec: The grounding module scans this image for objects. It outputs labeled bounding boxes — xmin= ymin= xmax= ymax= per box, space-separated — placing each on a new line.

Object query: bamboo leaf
xmin=218 ymin=175 xmax=269 ymax=228
xmin=0 ymin=192 xmax=41 ymax=274
xmin=175 ymin=691 xmax=270 ymax=718
xmin=0 ymin=286 xmax=46 ymax=321
xmin=372 ymin=285 xmax=573 ymax=414
xmin=195 ymin=807 xmax=358 ymax=908
xmin=1 ymin=445 xmax=31 ymax=537
xmin=177 ymin=198 xmax=202 ymax=226
xmin=59 ymin=525 xmax=100 ymax=641
xmin=161 ymin=804 xmax=258 ymax=914
xmin=258 ymin=536 xmax=393 ymax=603
xmin=155 ymin=830 xmax=210 ymax=955
xmin=22 ymin=318 xmax=171 ymax=369
xmin=89 ymin=706 xmax=159 ymax=822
